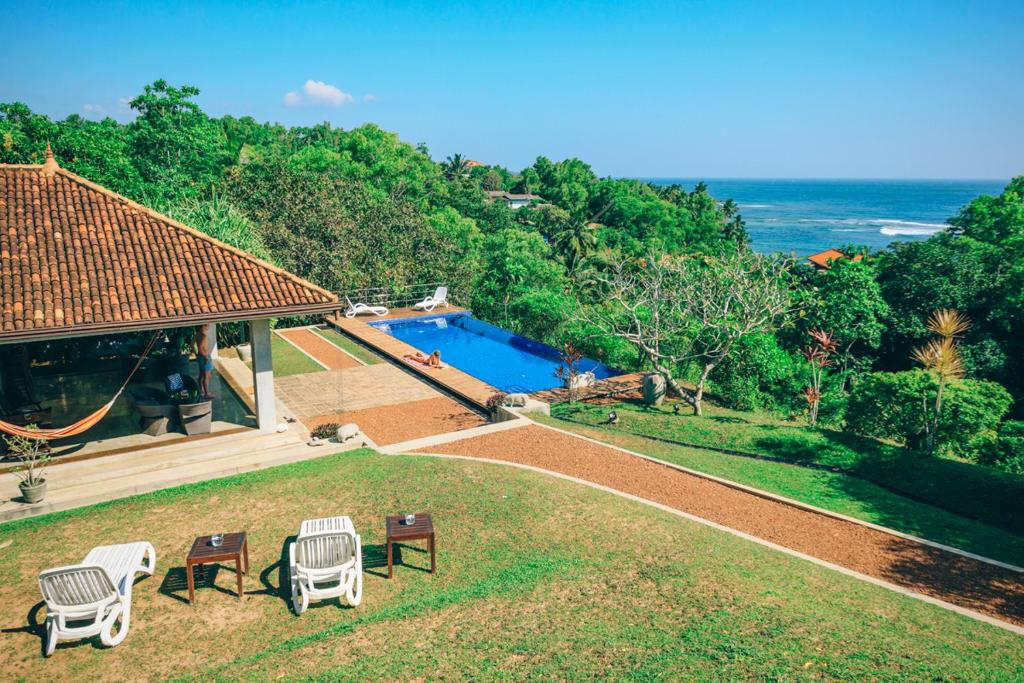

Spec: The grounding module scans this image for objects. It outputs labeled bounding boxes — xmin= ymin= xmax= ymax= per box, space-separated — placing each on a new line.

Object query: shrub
xmin=976 ymin=421 xmax=1024 ymax=474
xmin=311 ymin=423 xmax=340 ymax=440
xmin=846 ymin=370 xmax=934 ymax=447
xmin=937 ymin=379 xmax=1012 ymax=459
xmin=845 ymin=370 xmax=1012 ymax=456
xmin=709 ymin=334 xmax=804 ymax=412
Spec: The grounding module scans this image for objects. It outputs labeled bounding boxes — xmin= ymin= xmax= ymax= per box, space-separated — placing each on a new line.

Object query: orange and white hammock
xmin=0 ymin=332 xmax=161 ymax=441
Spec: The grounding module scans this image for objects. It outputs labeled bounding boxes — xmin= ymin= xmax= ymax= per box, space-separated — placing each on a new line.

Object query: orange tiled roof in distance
xmin=0 ymin=160 xmax=337 ymax=341
xmin=806 ymin=249 xmax=863 ymax=269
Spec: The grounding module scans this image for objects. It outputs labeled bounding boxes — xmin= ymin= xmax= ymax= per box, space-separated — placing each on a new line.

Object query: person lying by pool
xmin=404 ymin=350 xmax=444 ymax=368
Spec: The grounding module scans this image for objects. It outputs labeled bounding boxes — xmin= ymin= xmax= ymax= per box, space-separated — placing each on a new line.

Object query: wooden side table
xmin=385 ymin=514 xmax=435 ymax=579
xmin=186 ymin=532 xmax=249 ymax=603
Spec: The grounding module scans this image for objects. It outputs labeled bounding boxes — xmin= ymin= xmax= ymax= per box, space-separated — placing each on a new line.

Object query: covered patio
xmin=0 ymin=151 xmax=339 ymax=469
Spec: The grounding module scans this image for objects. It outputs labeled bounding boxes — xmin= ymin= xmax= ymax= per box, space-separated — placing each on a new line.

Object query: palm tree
xmin=912 ymin=309 xmax=970 ymax=452
xmin=553 ymin=220 xmax=598 ymax=274
xmin=720 ymin=199 xmax=748 ymax=244
xmin=443 ymin=153 xmax=469 ymax=179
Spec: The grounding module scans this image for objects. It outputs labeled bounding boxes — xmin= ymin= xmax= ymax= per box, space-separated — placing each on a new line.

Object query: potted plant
xmin=485 ymin=392 xmax=508 ymax=420
xmin=5 ymin=429 xmax=51 ymax=504
xmin=171 ymin=387 xmax=213 ymax=435
xmin=308 ymin=422 xmax=339 ymax=446
xmin=236 ymin=343 xmax=252 ymax=363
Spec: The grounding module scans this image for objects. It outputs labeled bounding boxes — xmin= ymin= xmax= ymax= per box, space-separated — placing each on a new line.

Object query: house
xmin=484 ymin=190 xmax=544 ymax=210
xmin=806 ymin=249 xmax=863 ymax=270
xmin=465 ymin=160 xmax=487 ymax=169
xmin=0 ymin=147 xmax=338 ymax=445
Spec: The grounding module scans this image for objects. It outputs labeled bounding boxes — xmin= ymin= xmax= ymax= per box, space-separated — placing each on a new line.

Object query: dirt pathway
xmin=415 ymin=424 xmax=1024 ymax=628
xmin=277 ymin=328 xmax=362 ymax=370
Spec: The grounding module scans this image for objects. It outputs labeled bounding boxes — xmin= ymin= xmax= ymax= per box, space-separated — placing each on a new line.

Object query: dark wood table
xmin=186 ymin=532 xmax=249 ymax=603
xmin=386 ymin=514 xmax=435 ymax=578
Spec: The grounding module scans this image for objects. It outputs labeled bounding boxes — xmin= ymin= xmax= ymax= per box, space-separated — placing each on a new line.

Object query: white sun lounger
xmin=344 ymin=296 xmax=389 ymax=319
xmin=37 ymin=541 xmax=156 ymax=656
xmin=413 ymin=286 xmax=449 ymax=312
xmin=289 ymin=516 xmax=363 ymax=614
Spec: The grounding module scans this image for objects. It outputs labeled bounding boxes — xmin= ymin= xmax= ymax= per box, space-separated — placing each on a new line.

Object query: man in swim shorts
xmin=193 ymin=326 xmax=215 ymax=398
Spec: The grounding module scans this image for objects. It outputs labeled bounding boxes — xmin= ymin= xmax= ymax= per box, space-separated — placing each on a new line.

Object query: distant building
xmin=484 ymin=190 xmax=544 ymax=210
xmin=465 ymin=160 xmax=487 ymax=169
xmin=806 ymin=249 xmax=863 ymax=270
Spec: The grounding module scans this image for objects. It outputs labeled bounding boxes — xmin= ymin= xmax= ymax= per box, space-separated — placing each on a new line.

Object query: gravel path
xmin=277 ymin=328 xmax=362 ymax=370
xmin=416 ymin=424 xmax=1024 ymax=628
xmin=308 ymin=397 xmax=486 ymax=446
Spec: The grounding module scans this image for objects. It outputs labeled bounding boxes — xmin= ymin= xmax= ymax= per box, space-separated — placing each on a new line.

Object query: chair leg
xmin=44 ymin=617 xmax=57 ymax=657
xmin=100 ymin=602 xmax=128 ymax=647
xmin=346 ymin=570 xmax=363 ymax=607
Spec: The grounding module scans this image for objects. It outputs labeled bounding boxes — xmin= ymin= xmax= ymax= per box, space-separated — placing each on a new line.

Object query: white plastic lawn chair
xmin=344 ymin=296 xmax=389 ymax=319
xmin=37 ymin=541 xmax=156 ymax=657
xmin=413 ymin=286 xmax=449 ymax=312
xmin=289 ymin=516 xmax=362 ymax=614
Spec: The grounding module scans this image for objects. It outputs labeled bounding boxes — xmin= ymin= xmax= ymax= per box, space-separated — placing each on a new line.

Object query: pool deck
xmin=530 ymin=372 xmax=648 ymax=405
xmin=326 ymin=306 xmax=502 ymax=409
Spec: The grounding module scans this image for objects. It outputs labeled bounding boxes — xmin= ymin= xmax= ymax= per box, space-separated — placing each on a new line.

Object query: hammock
xmin=0 ymin=332 xmax=162 ymax=441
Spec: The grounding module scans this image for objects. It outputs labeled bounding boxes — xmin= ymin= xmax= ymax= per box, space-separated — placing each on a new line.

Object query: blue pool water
xmin=371 ymin=313 xmax=619 ymax=393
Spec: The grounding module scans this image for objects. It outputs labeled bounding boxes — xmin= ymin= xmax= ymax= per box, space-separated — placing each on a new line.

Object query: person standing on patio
xmin=193 ymin=327 xmax=215 ymax=398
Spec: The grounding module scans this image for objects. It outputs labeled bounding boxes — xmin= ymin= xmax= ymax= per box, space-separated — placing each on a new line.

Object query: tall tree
xmin=128 ymin=80 xmax=231 ymax=201
xmin=579 ymin=249 xmax=793 ymax=414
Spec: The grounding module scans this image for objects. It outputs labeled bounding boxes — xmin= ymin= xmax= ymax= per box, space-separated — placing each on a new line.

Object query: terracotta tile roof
xmin=0 ymin=161 xmax=338 ymax=341
xmin=806 ymin=249 xmax=862 ymax=269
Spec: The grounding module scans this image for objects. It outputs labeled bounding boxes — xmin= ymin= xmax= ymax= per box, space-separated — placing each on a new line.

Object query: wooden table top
xmin=187 ymin=532 xmax=246 ymax=561
xmin=386 ymin=514 xmax=434 ymax=540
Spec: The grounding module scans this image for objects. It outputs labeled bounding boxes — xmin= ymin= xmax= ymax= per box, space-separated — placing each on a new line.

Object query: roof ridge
xmin=47 ymin=166 xmax=337 ymax=304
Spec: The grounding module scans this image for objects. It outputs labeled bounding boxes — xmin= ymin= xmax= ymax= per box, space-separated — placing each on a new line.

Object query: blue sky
xmin=3 ymin=1 xmax=1021 ymax=179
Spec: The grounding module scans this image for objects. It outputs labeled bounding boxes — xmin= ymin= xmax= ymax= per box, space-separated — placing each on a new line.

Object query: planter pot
xmin=642 ymin=373 xmax=666 ymax=406
xmin=177 ymin=400 xmax=213 ymax=435
xmin=237 ymin=343 xmax=252 ymax=363
xmin=19 ymin=480 xmax=47 ymax=504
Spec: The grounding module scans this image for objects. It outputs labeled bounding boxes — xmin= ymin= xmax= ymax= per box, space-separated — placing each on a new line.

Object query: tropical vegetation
xmin=2 ymin=80 xmax=1021 ymax=474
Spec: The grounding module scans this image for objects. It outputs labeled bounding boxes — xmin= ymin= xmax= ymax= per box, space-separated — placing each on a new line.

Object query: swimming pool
xmin=370 ymin=313 xmax=619 ymax=393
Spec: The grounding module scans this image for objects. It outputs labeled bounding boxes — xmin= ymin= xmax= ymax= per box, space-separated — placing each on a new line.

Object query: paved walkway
xmin=413 ymin=423 xmax=1024 ymax=630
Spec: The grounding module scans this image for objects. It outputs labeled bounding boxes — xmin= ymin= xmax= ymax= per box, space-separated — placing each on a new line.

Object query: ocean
xmin=645 ymin=179 xmax=1008 ymax=256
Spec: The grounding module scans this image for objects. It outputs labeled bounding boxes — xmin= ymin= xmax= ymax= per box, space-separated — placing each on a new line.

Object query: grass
xmin=1 ymin=450 xmax=1022 ymax=681
xmin=541 ymin=402 xmax=1024 ymax=566
xmin=312 ymin=326 xmax=381 ymax=365
xmin=243 ymin=334 xmax=325 ymax=377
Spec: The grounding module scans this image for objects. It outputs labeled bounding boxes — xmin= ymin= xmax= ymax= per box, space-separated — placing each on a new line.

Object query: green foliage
xmin=709 ymin=333 xmax=804 ymax=412
xmin=846 ymin=370 xmax=1012 ymax=458
xmin=937 ymin=379 xmax=1013 ymax=460
xmin=976 ymin=420 xmax=1024 ymax=474
xmin=224 ymin=158 xmax=446 ymax=294
xmin=471 ymin=228 xmax=571 ymax=343
xmin=803 ymin=258 xmax=889 ymax=367
xmin=127 ymin=80 xmax=232 ymax=202
xmin=845 ymin=370 xmax=935 ymax=447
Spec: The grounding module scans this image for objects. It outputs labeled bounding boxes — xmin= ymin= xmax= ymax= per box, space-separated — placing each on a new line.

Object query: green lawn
xmin=312 ymin=326 xmax=381 ymax=365
xmin=1 ymin=451 xmax=1021 ymax=681
xmin=542 ymin=402 xmax=1024 ymax=566
xmin=243 ymin=334 xmax=324 ymax=377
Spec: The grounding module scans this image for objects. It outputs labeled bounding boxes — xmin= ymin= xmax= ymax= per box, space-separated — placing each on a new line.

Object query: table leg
xmin=187 ymin=561 xmax=196 ymax=603
xmin=387 ymin=540 xmax=393 ymax=579
xmin=243 ymin=538 xmax=250 ymax=574
xmin=430 ymin=534 xmax=436 ymax=574
xmin=236 ymin=556 xmax=244 ymax=599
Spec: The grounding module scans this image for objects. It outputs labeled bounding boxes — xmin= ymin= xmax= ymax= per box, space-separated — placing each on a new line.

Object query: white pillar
xmin=250 ymin=318 xmax=276 ymax=432
xmin=204 ymin=323 xmax=218 ymax=359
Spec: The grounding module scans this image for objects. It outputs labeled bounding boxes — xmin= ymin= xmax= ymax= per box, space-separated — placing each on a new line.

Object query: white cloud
xmin=283 ymin=80 xmax=354 ymax=108
xmin=363 ymin=93 xmax=377 ymax=102
xmin=82 ymin=103 xmax=106 ymax=116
